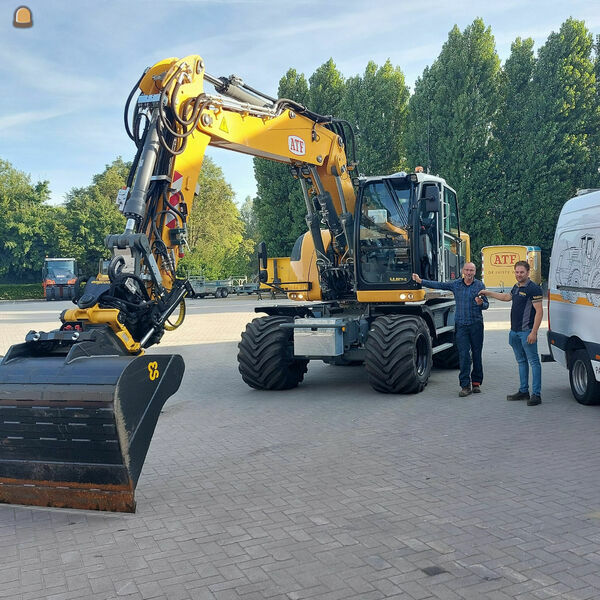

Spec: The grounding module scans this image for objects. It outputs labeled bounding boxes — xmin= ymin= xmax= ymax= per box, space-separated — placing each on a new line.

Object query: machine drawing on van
xmin=555 ymin=233 xmax=600 ymax=306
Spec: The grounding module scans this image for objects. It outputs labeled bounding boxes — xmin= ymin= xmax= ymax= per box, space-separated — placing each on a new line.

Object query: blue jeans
xmin=508 ymin=330 xmax=541 ymax=396
xmin=455 ymin=322 xmax=484 ymax=389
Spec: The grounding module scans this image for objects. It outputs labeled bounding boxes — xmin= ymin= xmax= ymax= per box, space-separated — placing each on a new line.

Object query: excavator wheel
xmin=365 ymin=315 xmax=432 ymax=394
xmin=237 ymin=316 xmax=308 ymax=390
xmin=433 ymin=344 xmax=460 ymax=369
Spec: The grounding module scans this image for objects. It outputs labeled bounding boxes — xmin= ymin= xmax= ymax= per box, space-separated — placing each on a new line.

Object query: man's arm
xmin=527 ymin=301 xmax=543 ymax=344
xmin=480 ymin=289 xmax=511 ymax=301
xmin=412 ymin=273 xmax=455 ymax=291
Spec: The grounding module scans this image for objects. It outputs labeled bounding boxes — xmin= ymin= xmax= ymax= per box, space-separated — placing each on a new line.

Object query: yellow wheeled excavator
xmin=0 ymin=55 xmax=468 ymax=512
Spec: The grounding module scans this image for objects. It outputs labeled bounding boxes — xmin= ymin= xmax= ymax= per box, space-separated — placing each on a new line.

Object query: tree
xmin=253 ymin=68 xmax=312 ymax=256
xmin=63 ymin=158 xmax=128 ymax=276
xmin=178 ymin=157 xmax=254 ymax=279
xmin=406 ymin=19 xmax=502 ymax=261
xmin=239 ymin=195 xmax=258 ymax=241
xmin=0 ymin=159 xmax=62 ymax=281
xmin=523 ymin=18 xmax=599 ymax=269
xmin=340 ymin=60 xmax=409 ymax=175
xmin=308 ymin=59 xmax=345 ymax=116
xmin=493 ymin=37 xmax=536 ymax=244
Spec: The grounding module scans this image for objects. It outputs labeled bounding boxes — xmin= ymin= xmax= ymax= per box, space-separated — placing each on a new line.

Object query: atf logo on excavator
xmin=288 ymin=136 xmax=306 ymax=156
xmin=148 ymin=361 xmax=160 ymax=381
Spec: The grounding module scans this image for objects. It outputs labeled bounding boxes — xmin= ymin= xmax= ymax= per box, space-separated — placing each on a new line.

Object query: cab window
xmin=444 ymin=188 xmax=459 ymax=236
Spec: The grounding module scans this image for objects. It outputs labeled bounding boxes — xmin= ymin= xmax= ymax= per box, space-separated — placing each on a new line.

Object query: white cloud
xmin=0 ymin=108 xmax=78 ymax=132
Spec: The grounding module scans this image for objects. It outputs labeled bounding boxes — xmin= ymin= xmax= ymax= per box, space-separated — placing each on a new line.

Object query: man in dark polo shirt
xmin=480 ymin=260 xmax=544 ymax=406
xmin=413 ymin=262 xmax=488 ymax=397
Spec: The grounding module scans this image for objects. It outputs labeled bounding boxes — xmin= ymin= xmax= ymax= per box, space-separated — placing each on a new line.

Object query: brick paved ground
xmin=1 ymin=298 xmax=599 ymax=600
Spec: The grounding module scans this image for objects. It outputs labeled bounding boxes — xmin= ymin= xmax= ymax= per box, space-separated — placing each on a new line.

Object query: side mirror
xmin=423 ymin=186 xmax=440 ymax=213
xmin=258 ymin=270 xmax=268 ymax=283
xmin=257 ymin=241 xmax=268 ymax=270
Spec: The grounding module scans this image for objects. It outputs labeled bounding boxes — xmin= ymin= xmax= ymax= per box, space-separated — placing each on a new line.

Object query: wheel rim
xmin=415 ymin=334 xmax=428 ymax=376
xmin=572 ymin=360 xmax=588 ymax=397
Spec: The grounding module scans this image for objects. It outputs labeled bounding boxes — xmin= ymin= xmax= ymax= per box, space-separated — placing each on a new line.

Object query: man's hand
xmin=474 ymin=296 xmax=484 ymax=305
xmin=412 ymin=273 xmax=422 ymax=284
xmin=527 ymin=330 xmax=538 ymax=344
xmin=479 ymin=289 xmax=490 ymax=296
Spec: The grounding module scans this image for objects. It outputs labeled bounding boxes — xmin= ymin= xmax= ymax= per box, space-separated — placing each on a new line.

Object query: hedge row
xmin=0 ymin=283 xmax=45 ymax=301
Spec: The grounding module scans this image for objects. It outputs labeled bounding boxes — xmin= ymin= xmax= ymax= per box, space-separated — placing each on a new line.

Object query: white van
xmin=546 ymin=189 xmax=600 ymax=404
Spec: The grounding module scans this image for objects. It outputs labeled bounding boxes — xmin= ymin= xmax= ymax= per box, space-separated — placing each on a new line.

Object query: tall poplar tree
xmin=494 ymin=37 xmax=536 ymax=244
xmin=523 ymin=18 xmax=599 ymax=267
xmin=406 ymin=19 xmax=502 ymax=260
xmin=340 ymin=60 xmax=409 ymax=175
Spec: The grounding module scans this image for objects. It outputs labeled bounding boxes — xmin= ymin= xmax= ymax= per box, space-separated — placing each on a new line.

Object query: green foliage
xmin=253 ymin=68 xmax=314 ymax=256
xmin=0 ymin=160 xmax=61 ymax=282
xmin=4 ymin=18 xmax=600 ymax=283
xmin=493 ymin=37 xmax=537 ymax=245
xmin=178 ymin=157 xmax=254 ymax=279
xmin=0 ymin=283 xmax=44 ymax=300
xmin=308 ymin=59 xmax=345 ymax=116
xmin=522 ymin=18 xmax=599 ymax=269
xmin=62 ymin=158 xmax=128 ymax=276
xmin=340 ymin=60 xmax=409 ymax=175
xmin=239 ymin=195 xmax=258 ymax=241
xmin=407 ymin=18 xmax=503 ymax=264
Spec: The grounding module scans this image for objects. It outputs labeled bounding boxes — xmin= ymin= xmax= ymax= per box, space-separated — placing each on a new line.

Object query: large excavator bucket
xmin=0 ymin=338 xmax=184 ymax=512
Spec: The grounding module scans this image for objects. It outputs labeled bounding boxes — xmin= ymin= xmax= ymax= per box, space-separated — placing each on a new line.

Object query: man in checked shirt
xmin=412 ymin=263 xmax=489 ymax=397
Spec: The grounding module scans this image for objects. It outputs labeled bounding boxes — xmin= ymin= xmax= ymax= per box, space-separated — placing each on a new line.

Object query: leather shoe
xmin=472 ymin=385 xmax=481 ymax=393
xmin=527 ymin=394 xmax=542 ymax=406
xmin=506 ymin=390 xmax=530 ymax=401
xmin=459 ymin=387 xmax=472 ymax=397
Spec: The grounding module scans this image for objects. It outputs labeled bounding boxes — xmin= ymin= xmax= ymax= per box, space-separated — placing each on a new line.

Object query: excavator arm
xmin=64 ymin=55 xmax=357 ymax=352
xmin=0 ymin=55 xmax=358 ymax=512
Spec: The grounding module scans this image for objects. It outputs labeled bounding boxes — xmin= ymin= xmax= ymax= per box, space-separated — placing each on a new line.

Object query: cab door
xmin=442 ymin=187 xmax=463 ymax=280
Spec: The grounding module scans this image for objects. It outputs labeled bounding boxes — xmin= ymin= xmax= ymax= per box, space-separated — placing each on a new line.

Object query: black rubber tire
xmin=365 ymin=315 xmax=432 ymax=394
xmin=238 ymin=316 xmax=309 ymax=390
xmin=221 ymin=288 xmax=229 ymax=298
xmin=433 ymin=343 xmax=460 ymax=369
xmin=569 ymin=349 xmax=600 ymax=405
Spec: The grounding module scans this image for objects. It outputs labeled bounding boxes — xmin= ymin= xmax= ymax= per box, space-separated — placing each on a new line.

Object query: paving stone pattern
xmin=1 ymin=299 xmax=600 ymax=599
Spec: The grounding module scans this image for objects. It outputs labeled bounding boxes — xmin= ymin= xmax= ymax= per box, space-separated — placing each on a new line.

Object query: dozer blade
xmin=0 ymin=347 xmax=184 ymax=512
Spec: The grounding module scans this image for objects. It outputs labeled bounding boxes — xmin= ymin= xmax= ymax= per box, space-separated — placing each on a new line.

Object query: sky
xmin=1 ymin=0 xmax=599 ymax=207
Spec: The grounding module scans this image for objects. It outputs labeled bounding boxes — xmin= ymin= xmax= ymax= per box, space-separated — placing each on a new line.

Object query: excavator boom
xmin=0 ymin=54 xmax=358 ymax=512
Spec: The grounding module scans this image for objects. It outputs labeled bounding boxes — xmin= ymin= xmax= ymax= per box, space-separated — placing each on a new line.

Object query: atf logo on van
xmin=288 ymin=136 xmax=306 ymax=156
xmin=489 ymin=252 xmax=519 ymax=266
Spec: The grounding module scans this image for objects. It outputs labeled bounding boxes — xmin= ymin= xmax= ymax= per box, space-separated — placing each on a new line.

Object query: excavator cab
xmin=354 ymin=172 xmax=457 ymax=292
xmin=356 ymin=175 xmax=413 ymax=287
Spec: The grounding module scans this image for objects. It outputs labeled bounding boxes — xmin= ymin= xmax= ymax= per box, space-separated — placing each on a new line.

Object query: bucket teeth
xmin=0 ymin=351 xmax=184 ymax=512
